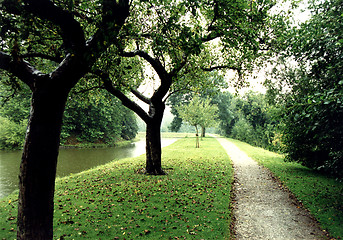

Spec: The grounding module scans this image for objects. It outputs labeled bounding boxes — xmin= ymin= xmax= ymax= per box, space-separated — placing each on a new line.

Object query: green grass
xmin=0 ymin=137 xmax=233 ymax=239
xmin=135 ymin=131 xmax=195 ymax=139
xmin=228 ymin=138 xmax=343 ymax=239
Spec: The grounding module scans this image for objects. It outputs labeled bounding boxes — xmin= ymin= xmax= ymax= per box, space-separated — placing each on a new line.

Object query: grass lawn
xmin=228 ymin=138 xmax=343 ymax=239
xmin=135 ymin=132 xmax=196 ymax=139
xmin=0 ymin=137 xmax=233 ymax=239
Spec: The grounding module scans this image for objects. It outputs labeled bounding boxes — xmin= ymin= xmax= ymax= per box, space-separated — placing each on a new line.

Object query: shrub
xmin=0 ymin=116 xmax=26 ymax=150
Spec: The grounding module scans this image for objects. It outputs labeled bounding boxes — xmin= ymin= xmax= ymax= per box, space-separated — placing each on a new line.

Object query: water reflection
xmin=0 ymin=150 xmax=22 ymax=199
xmin=0 ymin=138 xmax=177 ymax=199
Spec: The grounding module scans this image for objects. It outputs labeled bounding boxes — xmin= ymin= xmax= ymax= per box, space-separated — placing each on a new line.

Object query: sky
xmin=225 ymin=0 xmax=312 ymax=95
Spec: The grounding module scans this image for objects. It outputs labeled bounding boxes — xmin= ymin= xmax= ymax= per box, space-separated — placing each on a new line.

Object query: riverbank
xmin=60 ymin=137 xmax=138 ymax=149
xmin=0 ymin=137 xmax=233 ymax=239
xmin=60 ymin=132 xmax=192 ymax=149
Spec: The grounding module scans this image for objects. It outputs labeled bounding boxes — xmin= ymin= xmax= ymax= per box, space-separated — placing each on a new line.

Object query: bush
xmin=0 ymin=116 xmax=26 ymax=150
xmin=282 ymin=89 xmax=343 ymax=178
xmin=231 ymin=117 xmax=255 ymax=143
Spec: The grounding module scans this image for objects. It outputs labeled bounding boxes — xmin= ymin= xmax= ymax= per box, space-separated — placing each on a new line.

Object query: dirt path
xmin=214 ymin=136 xmax=328 ymax=240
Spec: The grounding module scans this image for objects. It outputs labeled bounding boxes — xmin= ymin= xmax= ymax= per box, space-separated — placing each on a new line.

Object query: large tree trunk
xmin=145 ymin=102 xmax=166 ymax=175
xmin=17 ymin=84 xmax=69 ymax=240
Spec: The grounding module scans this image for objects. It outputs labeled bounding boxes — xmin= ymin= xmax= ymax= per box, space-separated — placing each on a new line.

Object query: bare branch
xmin=122 ymin=50 xmax=174 ymax=103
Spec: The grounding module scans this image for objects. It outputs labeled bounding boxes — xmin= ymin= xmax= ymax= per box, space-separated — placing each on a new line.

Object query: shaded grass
xmin=0 ymin=137 xmax=233 ymax=239
xmin=228 ymin=138 xmax=343 ymax=239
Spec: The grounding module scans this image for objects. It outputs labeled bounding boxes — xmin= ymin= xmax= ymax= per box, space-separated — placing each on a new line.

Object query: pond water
xmin=0 ymin=138 xmax=177 ymax=199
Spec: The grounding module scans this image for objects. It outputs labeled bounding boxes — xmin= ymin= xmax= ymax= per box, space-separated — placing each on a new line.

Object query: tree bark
xmin=195 ymin=126 xmax=200 ymax=148
xmin=17 ymin=82 xmax=69 ymax=240
xmin=201 ymin=126 xmax=206 ymax=138
xmin=145 ymin=102 xmax=166 ymax=175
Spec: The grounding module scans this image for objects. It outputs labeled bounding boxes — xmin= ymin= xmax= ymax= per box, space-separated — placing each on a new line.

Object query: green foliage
xmin=119 ymin=107 xmax=139 ymax=140
xmin=167 ymin=93 xmax=192 ymax=132
xmin=281 ymin=84 xmax=343 ymax=177
xmin=0 ymin=74 xmax=31 ymax=124
xmin=62 ymin=91 xmax=138 ymax=144
xmin=211 ymin=92 xmax=235 ymax=136
xmin=0 ymin=137 xmax=233 ymax=239
xmin=0 ymin=83 xmax=138 ymax=148
xmin=214 ymin=91 xmax=281 ymax=151
xmin=0 ymin=79 xmax=30 ymax=150
xmin=167 ymin=73 xmax=226 ymax=133
xmin=266 ymin=0 xmax=343 ymax=178
xmin=231 ymin=117 xmax=254 ymax=143
xmin=230 ymin=138 xmax=343 ymax=239
xmin=106 ymin=0 xmax=279 ymax=121
xmin=177 ymin=96 xmax=218 ymax=134
xmin=0 ymin=116 xmax=26 ymax=150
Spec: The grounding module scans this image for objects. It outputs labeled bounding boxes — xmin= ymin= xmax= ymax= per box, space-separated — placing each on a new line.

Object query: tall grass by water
xmin=0 ymin=137 xmax=233 ymax=239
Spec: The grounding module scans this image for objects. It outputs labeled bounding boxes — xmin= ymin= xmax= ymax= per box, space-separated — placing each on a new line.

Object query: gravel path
xmin=214 ymin=136 xmax=328 ymax=240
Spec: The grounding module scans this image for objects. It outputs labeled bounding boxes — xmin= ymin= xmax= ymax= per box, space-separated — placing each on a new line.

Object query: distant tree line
xmin=169 ymin=91 xmax=281 ymax=151
xmin=213 ymin=91 xmax=281 ymax=152
xmin=0 ymin=82 xmax=138 ymax=150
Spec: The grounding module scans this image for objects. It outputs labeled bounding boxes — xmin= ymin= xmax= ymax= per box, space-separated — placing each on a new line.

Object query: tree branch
xmin=170 ymin=54 xmax=188 ymax=77
xmin=86 ymin=0 xmax=130 ymax=58
xmin=121 ymin=50 xmax=168 ymax=80
xmin=0 ymin=51 xmax=11 ymax=71
xmin=23 ymin=0 xmax=86 ymax=53
xmin=202 ymin=65 xmax=241 ymax=72
xmin=201 ymin=31 xmax=221 ymax=42
xmin=20 ymin=53 xmax=63 ymax=63
xmin=131 ymin=88 xmax=150 ymax=104
xmin=0 ymin=51 xmax=44 ymax=89
xmin=95 ymin=70 xmax=151 ymax=123
xmin=121 ymin=49 xmax=173 ymax=103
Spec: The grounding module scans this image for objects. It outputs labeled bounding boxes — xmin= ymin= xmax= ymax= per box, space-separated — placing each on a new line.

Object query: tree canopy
xmin=265 ymin=0 xmax=343 ymax=177
xmin=88 ymin=0 xmax=279 ymax=174
xmin=177 ymin=96 xmax=218 ymax=147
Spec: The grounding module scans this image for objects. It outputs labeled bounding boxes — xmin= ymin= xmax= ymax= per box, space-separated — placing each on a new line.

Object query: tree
xmin=95 ymin=0 xmax=277 ymax=174
xmin=210 ymin=91 xmax=281 ymax=150
xmin=266 ymin=0 xmax=343 ymax=177
xmin=177 ymin=96 xmax=218 ymax=148
xmin=167 ymin=93 xmax=189 ymax=132
xmin=199 ymin=97 xmax=219 ymax=138
xmin=211 ymin=92 xmax=236 ymax=136
xmin=167 ymin=73 xmax=226 ymax=133
xmin=0 ymin=0 xmax=129 ymax=239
